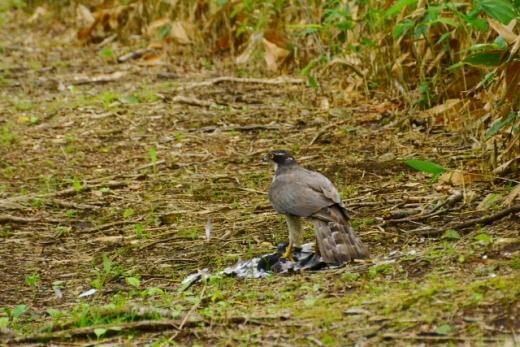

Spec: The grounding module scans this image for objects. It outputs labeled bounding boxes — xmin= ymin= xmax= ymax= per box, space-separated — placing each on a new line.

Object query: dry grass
xmin=0 ymin=5 xmax=519 ymax=346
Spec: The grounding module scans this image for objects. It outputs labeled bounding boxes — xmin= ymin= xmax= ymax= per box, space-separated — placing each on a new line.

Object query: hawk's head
xmin=268 ymin=150 xmax=297 ymax=169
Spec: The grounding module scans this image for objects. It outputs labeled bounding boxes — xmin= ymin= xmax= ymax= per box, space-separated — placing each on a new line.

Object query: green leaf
xmin=393 ymin=19 xmax=415 ymax=39
xmin=0 ymin=317 xmax=9 ymax=328
xmin=486 ymin=112 xmax=517 ymax=138
xmin=126 ymin=276 xmax=140 ymax=288
xmin=101 ymin=48 xmax=113 ymax=58
xmin=307 ymin=75 xmax=319 ymax=89
xmin=385 ymin=0 xmax=418 ymax=17
xmin=477 ymin=0 xmax=518 ymax=25
xmin=158 ymin=24 xmax=171 ymax=39
xmin=71 ymin=176 xmax=82 ymax=193
xmin=443 ymin=229 xmax=461 ymax=241
xmin=474 ymin=233 xmax=493 ymax=245
xmin=436 ymin=323 xmax=454 ymax=335
xmin=123 ymin=208 xmax=135 ymax=219
xmin=94 ymin=328 xmax=107 ymax=338
xmin=405 ymin=159 xmax=447 ymax=175
xmin=148 ymin=147 xmax=158 ymax=165
xmin=12 ymin=304 xmax=27 ymax=319
xmin=47 ymin=308 xmax=62 ymax=318
xmin=304 ymin=296 xmax=317 ymax=307
xmin=102 ymin=254 xmax=112 ymax=274
xmin=464 ymin=52 xmax=502 ymax=66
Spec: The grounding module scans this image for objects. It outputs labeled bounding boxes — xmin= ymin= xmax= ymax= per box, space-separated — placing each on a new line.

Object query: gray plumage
xmin=268 ymin=150 xmax=368 ymax=265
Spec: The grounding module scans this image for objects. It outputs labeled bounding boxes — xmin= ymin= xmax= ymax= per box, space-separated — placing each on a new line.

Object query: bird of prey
xmin=267 ymin=150 xmax=369 ymax=265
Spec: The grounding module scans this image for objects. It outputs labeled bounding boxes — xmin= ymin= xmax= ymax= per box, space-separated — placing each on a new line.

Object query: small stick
xmin=409 ymin=204 xmax=520 ymax=236
xmin=451 ymin=204 xmax=520 ymax=230
xmin=170 ymin=285 xmax=207 ymax=340
xmin=6 ymin=320 xmax=181 ymax=343
xmin=174 ymin=76 xmax=304 ymax=92
xmin=172 ymin=95 xmax=217 ymax=107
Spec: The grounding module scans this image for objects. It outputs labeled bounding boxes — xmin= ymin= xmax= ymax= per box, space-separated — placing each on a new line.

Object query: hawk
xmin=267 ymin=150 xmax=369 ymax=265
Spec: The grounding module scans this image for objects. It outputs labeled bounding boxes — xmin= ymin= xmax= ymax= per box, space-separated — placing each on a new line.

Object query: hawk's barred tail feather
xmin=312 ymin=205 xmax=369 ymax=264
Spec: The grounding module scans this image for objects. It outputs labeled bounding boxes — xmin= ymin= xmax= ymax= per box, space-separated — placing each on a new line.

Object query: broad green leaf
xmin=435 ymin=17 xmax=458 ymax=27
xmin=0 ymin=317 xmax=9 ymax=328
xmin=477 ymin=0 xmax=518 ymax=25
xmin=486 ymin=112 xmax=517 ymax=138
xmin=436 ymin=323 xmax=454 ymax=335
xmin=443 ymin=229 xmax=461 ymax=241
xmin=123 ymin=208 xmax=135 ymax=219
xmin=12 ymin=304 xmax=27 ymax=319
xmin=71 ymin=176 xmax=82 ymax=193
xmin=474 ymin=233 xmax=493 ymax=245
xmin=47 ymin=308 xmax=62 ymax=318
xmin=158 ymin=24 xmax=171 ymax=39
xmin=126 ymin=276 xmax=140 ymax=288
xmin=94 ymin=328 xmax=107 ymax=338
xmin=464 ymin=52 xmax=502 ymax=66
xmin=393 ymin=19 xmax=415 ymax=39
xmin=405 ymin=159 xmax=447 ymax=175
xmin=385 ymin=0 xmax=418 ymax=17
xmin=307 ymin=75 xmax=319 ymax=89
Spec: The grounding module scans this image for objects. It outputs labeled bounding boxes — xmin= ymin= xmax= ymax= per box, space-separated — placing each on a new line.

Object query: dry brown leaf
xmin=488 ymin=18 xmax=518 ymax=43
xmin=504 ymin=184 xmax=520 ymax=206
xmin=171 ymin=21 xmax=192 ymax=44
xmin=94 ymin=235 xmax=124 ymax=244
xmin=140 ymin=53 xmax=164 ymax=65
xmin=77 ymin=4 xmax=95 ymax=27
xmin=511 ymin=35 xmax=520 ymax=55
xmin=146 ymin=18 xmax=170 ymax=37
xmin=263 ymin=38 xmax=289 ymax=71
xmin=438 ymin=171 xmax=481 ymax=186
xmin=236 ymin=34 xmax=262 ymax=65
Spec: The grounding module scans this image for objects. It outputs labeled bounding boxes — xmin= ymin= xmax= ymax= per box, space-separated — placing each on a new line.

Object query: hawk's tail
xmin=312 ymin=205 xmax=369 ymax=265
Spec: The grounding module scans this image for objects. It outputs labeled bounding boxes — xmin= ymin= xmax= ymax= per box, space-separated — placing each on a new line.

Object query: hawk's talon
xmin=281 ymin=242 xmax=294 ymax=260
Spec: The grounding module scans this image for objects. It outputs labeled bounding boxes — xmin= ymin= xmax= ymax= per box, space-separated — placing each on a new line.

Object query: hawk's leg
xmin=282 ymin=215 xmax=303 ymax=260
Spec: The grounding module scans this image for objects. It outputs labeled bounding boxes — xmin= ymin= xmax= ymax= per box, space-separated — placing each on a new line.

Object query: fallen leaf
xmin=170 ymin=21 xmax=192 ymax=44
xmin=477 ymin=193 xmax=503 ymax=210
xmin=438 ymin=171 xmax=481 ymax=186
xmin=504 ymin=184 xmax=520 ymax=206
xmin=140 ymin=53 xmax=164 ymax=65
xmin=488 ymin=18 xmax=518 ymax=44
xmin=236 ymin=33 xmax=262 ymax=65
xmin=263 ymin=38 xmax=289 ymax=71
xmin=94 ymin=235 xmax=124 ymax=243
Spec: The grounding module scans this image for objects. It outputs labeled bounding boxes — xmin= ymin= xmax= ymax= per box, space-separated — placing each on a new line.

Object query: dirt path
xmin=0 ymin=22 xmax=519 ymax=346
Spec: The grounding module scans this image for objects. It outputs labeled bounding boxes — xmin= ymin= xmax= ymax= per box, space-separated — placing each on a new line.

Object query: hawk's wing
xmin=268 ymin=167 xmax=341 ymax=217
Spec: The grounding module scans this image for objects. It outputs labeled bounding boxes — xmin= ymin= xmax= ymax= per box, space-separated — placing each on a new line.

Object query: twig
xmin=383 ymin=191 xmax=463 ymax=225
xmin=78 ymin=219 xmax=142 ymax=234
xmin=309 ymin=120 xmax=346 ymax=145
xmin=117 ymin=48 xmax=154 ymax=63
xmin=0 ymin=180 xmax=126 ymax=207
xmin=451 ymin=204 xmax=520 ymax=231
xmin=382 ymin=333 xmax=501 ymax=342
xmin=174 ymin=76 xmax=304 ymax=92
xmin=5 ymin=320 xmax=181 ymax=343
xmin=195 ymin=124 xmax=284 ymax=133
xmin=0 ymin=214 xmax=63 ymax=224
xmin=409 ymin=204 xmax=520 ymax=236
xmin=172 ymin=95 xmax=217 ymax=107
xmin=70 ymin=71 xmax=126 ymax=85
xmin=171 ymin=285 xmax=207 ymax=340
xmin=49 ymin=199 xmax=100 ymax=210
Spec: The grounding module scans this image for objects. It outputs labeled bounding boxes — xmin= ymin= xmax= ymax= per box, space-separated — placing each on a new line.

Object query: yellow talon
xmin=281 ymin=242 xmax=294 ymax=260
